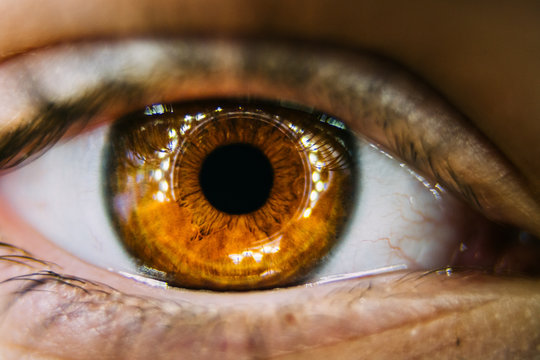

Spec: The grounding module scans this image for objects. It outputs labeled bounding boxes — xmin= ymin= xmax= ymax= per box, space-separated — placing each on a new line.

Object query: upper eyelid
xmin=0 ymin=38 xmax=538 ymax=235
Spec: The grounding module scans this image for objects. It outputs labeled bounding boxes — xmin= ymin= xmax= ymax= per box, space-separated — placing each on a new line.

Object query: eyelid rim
xmin=0 ymin=38 xmax=538 ymax=236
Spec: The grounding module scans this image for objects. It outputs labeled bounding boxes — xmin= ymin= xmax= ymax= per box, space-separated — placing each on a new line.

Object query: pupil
xmin=199 ymin=143 xmax=274 ymax=215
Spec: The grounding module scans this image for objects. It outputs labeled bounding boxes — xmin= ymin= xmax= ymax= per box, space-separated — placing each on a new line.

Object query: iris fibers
xmin=105 ymin=100 xmax=357 ymax=290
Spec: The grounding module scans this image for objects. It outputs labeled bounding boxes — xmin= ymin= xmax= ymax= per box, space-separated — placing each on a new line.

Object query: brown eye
xmin=7 ymin=39 xmax=537 ymax=301
xmin=105 ymin=100 xmax=357 ymax=290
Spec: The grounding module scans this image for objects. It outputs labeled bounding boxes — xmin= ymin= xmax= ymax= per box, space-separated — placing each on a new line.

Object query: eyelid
xmin=2 ymin=246 xmax=540 ymax=359
xmin=0 ymin=38 xmax=538 ymax=235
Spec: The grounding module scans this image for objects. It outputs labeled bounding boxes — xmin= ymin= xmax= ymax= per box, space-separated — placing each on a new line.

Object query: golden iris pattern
xmin=106 ymin=100 xmax=356 ymax=290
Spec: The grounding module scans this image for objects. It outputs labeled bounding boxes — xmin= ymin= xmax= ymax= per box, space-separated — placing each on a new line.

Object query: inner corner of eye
xmin=104 ymin=99 xmax=359 ymax=291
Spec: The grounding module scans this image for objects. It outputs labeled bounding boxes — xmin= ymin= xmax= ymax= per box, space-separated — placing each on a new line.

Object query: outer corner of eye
xmin=1 ymin=94 xmax=536 ymax=294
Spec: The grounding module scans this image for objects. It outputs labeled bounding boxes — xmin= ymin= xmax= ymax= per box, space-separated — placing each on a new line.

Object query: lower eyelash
xmin=0 ymin=242 xmax=55 ymax=270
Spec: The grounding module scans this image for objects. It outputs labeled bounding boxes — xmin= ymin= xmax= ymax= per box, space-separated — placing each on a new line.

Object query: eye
xmin=1 ymin=39 xmax=539 ymax=289
xmin=105 ymin=100 xmax=359 ymax=290
xmin=1 ymin=38 xmax=540 ymax=357
xmin=4 ymin=90 xmax=539 ymax=291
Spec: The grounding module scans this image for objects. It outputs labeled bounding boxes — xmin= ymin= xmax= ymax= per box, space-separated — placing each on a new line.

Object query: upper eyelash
xmin=389 ymin=128 xmax=484 ymax=210
xmin=0 ymin=81 xmax=146 ymax=170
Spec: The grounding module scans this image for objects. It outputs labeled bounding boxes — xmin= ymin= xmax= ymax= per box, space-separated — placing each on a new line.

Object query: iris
xmin=105 ymin=100 xmax=357 ymax=290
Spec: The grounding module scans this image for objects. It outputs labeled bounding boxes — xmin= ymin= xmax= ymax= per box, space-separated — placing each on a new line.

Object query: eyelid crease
xmin=0 ymin=38 xmax=538 ymax=236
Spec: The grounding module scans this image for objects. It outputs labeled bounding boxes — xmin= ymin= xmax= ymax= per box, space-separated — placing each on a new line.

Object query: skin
xmin=0 ymin=0 xmax=539 ymax=359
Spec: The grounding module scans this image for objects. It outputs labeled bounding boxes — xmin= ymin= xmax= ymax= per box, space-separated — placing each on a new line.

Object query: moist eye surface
xmin=105 ymin=99 xmax=357 ymax=290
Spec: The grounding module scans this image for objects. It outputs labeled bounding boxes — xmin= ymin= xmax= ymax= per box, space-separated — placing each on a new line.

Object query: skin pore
xmin=0 ymin=0 xmax=539 ymax=359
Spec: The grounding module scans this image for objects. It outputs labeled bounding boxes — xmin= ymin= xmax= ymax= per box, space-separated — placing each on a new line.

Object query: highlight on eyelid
xmin=105 ymin=100 xmax=357 ymax=290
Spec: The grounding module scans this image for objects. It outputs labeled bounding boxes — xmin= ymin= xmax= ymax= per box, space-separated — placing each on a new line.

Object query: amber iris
xmin=106 ymin=100 xmax=357 ymax=290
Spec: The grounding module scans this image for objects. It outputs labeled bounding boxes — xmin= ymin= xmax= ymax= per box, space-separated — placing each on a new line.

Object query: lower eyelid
xmin=1 ymin=249 xmax=540 ymax=360
xmin=0 ymin=202 xmax=539 ymax=358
